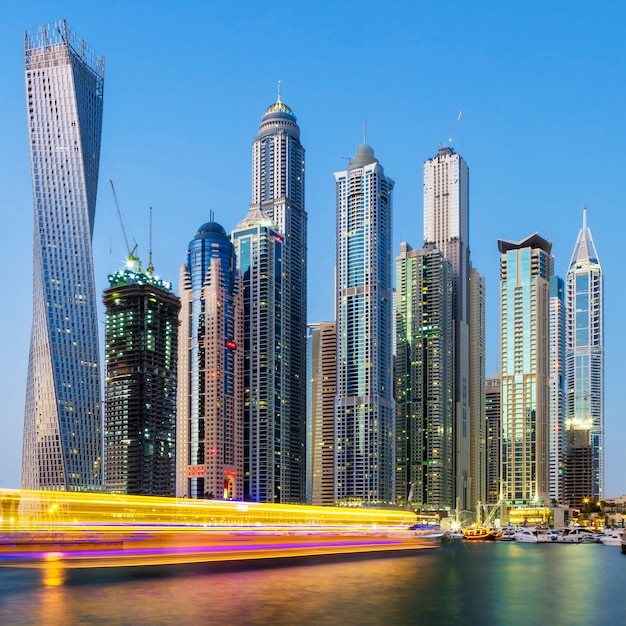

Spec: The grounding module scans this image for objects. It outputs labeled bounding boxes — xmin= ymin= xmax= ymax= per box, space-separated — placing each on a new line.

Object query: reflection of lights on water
xmin=43 ymin=553 xmax=66 ymax=587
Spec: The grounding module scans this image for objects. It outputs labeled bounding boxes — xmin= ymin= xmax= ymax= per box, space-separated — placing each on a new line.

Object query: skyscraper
xmin=232 ymin=209 xmax=285 ymax=503
xmin=103 ymin=262 xmax=180 ymax=496
xmin=498 ymin=233 xmax=552 ymax=505
xmin=485 ymin=374 xmax=501 ymax=505
xmin=250 ymin=91 xmax=307 ymax=502
xmin=423 ymin=146 xmax=472 ymax=510
xmin=22 ymin=21 xmax=105 ymax=491
xmin=549 ymin=276 xmax=565 ymax=504
xmin=307 ymin=322 xmax=337 ymax=506
xmin=395 ymin=242 xmax=453 ymax=511
xmin=469 ymin=268 xmax=486 ymax=509
xmin=335 ymin=143 xmax=395 ymax=505
xmin=177 ymin=221 xmax=243 ymax=500
xmin=565 ymin=208 xmax=603 ymax=502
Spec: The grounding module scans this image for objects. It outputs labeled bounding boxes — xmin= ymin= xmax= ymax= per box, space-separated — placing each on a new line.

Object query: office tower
xmin=251 ymin=91 xmax=307 ymax=502
xmin=423 ymin=146 xmax=472 ymax=510
xmin=307 ymin=322 xmax=337 ymax=506
xmin=469 ymin=268 xmax=486 ymax=509
xmin=232 ymin=209 xmax=285 ymax=502
xmin=549 ymin=276 xmax=565 ymax=504
xmin=395 ymin=242 xmax=453 ymax=511
xmin=565 ymin=208 xmax=603 ymax=501
xmin=335 ymin=143 xmax=395 ymax=504
xmin=22 ymin=21 xmax=105 ymax=491
xmin=485 ymin=374 xmax=501 ymax=505
xmin=498 ymin=233 xmax=552 ymax=505
xmin=103 ymin=262 xmax=180 ymax=496
xmin=177 ymin=221 xmax=243 ymax=500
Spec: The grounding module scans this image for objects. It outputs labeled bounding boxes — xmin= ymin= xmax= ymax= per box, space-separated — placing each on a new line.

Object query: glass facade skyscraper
xmin=250 ymin=94 xmax=307 ymax=503
xmin=103 ymin=266 xmax=180 ymax=496
xmin=498 ymin=233 xmax=552 ymax=505
xmin=232 ymin=209 xmax=284 ymax=502
xmin=335 ymin=144 xmax=395 ymax=504
xmin=395 ymin=243 xmax=453 ymax=511
xmin=423 ymin=146 xmax=473 ymax=511
xmin=177 ymin=222 xmax=243 ymax=500
xmin=565 ymin=208 xmax=603 ymax=501
xmin=549 ymin=276 xmax=565 ymax=504
xmin=22 ymin=21 xmax=105 ymax=491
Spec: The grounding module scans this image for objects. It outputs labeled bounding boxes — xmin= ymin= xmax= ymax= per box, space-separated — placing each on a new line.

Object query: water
xmin=0 ymin=541 xmax=624 ymax=625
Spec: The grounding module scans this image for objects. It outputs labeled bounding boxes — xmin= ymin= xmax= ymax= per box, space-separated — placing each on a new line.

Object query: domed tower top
xmin=194 ymin=220 xmax=229 ymax=242
xmin=257 ymin=81 xmax=300 ymax=141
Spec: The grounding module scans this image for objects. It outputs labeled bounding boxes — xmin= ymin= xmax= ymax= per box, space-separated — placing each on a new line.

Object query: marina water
xmin=1 ymin=540 xmax=624 ymax=625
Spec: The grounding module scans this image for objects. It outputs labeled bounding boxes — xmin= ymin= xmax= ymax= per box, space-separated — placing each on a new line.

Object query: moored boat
xmin=463 ymin=527 xmax=496 ymax=540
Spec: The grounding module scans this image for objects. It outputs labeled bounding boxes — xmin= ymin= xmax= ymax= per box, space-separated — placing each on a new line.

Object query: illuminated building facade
xmin=177 ymin=222 xmax=243 ymax=500
xmin=565 ymin=208 xmax=603 ymax=502
xmin=549 ymin=276 xmax=565 ymax=504
xmin=395 ymin=243 xmax=453 ymax=511
xmin=423 ymin=146 xmax=472 ymax=510
xmin=335 ymin=144 xmax=395 ymax=504
xmin=485 ymin=374 xmax=501 ymax=504
xmin=498 ymin=233 xmax=552 ymax=505
xmin=307 ymin=322 xmax=337 ymax=506
xmin=469 ymin=267 xmax=486 ymax=509
xmin=232 ymin=209 xmax=285 ymax=503
xmin=103 ymin=266 xmax=180 ymax=496
xmin=22 ymin=21 xmax=105 ymax=491
xmin=251 ymin=92 xmax=307 ymax=502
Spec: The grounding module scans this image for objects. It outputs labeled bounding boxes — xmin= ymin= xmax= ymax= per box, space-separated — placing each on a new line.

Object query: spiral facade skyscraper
xmin=22 ymin=21 xmax=105 ymax=491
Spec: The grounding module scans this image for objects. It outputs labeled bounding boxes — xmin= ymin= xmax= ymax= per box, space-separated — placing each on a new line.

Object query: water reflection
xmin=1 ymin=543 xmax=625 ymax=625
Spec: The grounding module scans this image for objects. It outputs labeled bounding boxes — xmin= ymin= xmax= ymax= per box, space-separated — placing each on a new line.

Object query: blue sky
xmin=1 ymin=1 xmax=624 ymax=496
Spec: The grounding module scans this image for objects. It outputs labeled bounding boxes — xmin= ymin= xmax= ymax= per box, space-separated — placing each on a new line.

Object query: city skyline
xmin=2 ymin=3 xmax=625 ymax=496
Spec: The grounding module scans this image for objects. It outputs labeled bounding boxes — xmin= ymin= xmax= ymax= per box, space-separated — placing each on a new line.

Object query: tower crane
xmin=109 ymin=180 xmax=140 ymax=270
xmin=448 ymin=110 xmax=463 ymax=145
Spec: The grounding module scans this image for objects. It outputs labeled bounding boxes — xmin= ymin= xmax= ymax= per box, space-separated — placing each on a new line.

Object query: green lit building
xmin=103 ymin=263 xmax=180 ymax=496
xmin=395 ymin=242 xmax=453 ymax=511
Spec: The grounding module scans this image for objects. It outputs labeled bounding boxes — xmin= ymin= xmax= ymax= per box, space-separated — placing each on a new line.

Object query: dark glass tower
xmin=103 ymin=265 xmax=180 ymax=496
xmin=177 ymin=222 xmax=243 ymax=500
xmin=22 ymin=21 xmax=105 ymax=491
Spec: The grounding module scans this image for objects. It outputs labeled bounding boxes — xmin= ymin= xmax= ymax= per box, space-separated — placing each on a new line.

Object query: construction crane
xmin=109 ymin=179 xmax=140 ymax=270
xmin=448 ymin=110 xmax=463 ymax=145
xmin=146 ymin=207 xmax=154 ymax=277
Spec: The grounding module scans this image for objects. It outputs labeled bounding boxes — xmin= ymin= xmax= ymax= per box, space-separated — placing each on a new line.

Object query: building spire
xmin=277 ymin=80 xmax=281 ymax=103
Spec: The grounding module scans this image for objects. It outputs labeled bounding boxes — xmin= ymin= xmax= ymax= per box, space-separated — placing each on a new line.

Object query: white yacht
xmin=556 ymin=527 xmax=599 ymax=543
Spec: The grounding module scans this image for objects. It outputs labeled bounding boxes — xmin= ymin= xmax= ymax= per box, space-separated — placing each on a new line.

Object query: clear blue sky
xmin=1 ymin=1 xmax=624 ymax=496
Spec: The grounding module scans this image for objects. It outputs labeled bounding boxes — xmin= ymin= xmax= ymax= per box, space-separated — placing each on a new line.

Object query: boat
xmin=443 ymin=529 xmax=464 ymax=540
xmin=598 ymin=529 xmax=624 ymax=547
xmin=556 ymin=527 xmax=599 ymax=543
xmin=462 ymin=527 xmax=496 ymax=540
xmin=514 ymin=527 xmax=558 ymax=543
xmin=494 ymin=527 xmax=517 ymax=541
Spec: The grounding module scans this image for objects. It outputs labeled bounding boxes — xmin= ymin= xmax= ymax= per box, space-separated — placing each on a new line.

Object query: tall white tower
xmin=565 ymin=208 xmax=603 ymax=501
xmin=250 ymin=91 xmax=307 ymax=502
xmin=334 ymin=144 xmax=395 ymax=504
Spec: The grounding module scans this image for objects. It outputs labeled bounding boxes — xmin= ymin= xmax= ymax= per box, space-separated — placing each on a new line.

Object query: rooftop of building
xmin=497 ymin=232 xmax=552 ymax=255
